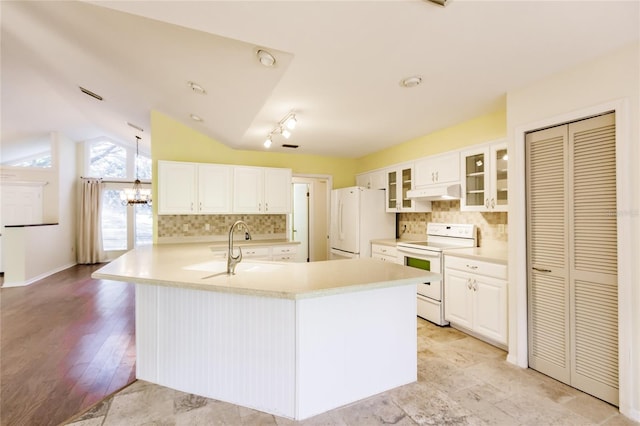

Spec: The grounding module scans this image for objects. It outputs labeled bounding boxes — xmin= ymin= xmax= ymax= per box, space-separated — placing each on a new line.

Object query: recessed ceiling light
xmin=256 ymin=49 xmax=276 ymax=67
xmin=399 ymin=76 xmax=422 ymax=88
xmin=187 ymin=81 xmax=206 ymax=95
xmin=190 ymin=114 xmax=203 ymax=122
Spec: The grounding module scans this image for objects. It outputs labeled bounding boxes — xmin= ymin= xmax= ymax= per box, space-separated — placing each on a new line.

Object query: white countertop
xmin=443 ymin=245 xmax=508 ymax=265
xmin=92 ymin=243 xmax=437 ymax=300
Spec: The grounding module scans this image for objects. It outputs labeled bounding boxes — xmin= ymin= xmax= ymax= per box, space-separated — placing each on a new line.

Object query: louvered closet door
xmin=568 ymin=113 xmax=618 ymax=405
xmin=526 ymin=125 xmax=571 ymax=384
xmin=526 ymin=112 xmax=618 ymax=406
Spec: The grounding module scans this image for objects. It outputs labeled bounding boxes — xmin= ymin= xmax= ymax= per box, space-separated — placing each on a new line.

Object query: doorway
xmin=291 ymin=176 xmax=330 ymax=262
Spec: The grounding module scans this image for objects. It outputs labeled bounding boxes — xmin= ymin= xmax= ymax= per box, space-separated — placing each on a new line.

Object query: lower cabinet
xmin=212 ymin=244 xmax=298 ymax=262
xmin=371 ymin=243 xmax=400 ymax=264
xmin=444 ymin=255 xmax=507 ymax=347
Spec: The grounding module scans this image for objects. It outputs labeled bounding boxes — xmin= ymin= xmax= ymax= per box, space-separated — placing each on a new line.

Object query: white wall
xmin=1 ymin=132 xmax=77 ymax=286
xmin=506 ymin=42 xmax=640 ymax=420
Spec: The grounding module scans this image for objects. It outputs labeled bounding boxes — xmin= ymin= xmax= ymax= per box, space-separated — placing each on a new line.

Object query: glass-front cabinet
xmin=460 ymin=141 xmax=508 ymax=212
xmin=386 ymin=165 xmax=431 ymax=213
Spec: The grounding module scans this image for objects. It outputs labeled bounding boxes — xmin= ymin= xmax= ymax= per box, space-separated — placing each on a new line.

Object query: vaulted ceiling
xmin=1 ymin=1 xmax=638 ymax=161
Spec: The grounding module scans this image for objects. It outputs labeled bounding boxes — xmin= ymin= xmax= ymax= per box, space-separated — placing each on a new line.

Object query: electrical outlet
xmin=205 ymin=223 xmax=210 ymax=231
xmin=183 ymin=224 xmax=189 ymax=232
xmin=498 ymin=224 xmax=505 ymax=234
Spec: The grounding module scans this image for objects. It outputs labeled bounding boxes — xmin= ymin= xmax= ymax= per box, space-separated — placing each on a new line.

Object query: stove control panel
xmin=427 ymin=223 xmax=476 ymax=239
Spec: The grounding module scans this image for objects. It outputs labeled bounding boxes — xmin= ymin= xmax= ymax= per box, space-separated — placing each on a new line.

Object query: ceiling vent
xmin=426 ymin=0 xmax=450 ymax=6
xmin=79 ymin=86 xmax=103 ymax=101
xmin=282 ymin=144 xmax=299 ymax=149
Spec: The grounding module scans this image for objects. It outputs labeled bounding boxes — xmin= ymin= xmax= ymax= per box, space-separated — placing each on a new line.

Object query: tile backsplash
xmin=397 ymin=200 xmax=507 ymax=247
xmin=158 ymin=214 xmax=287 ymax=240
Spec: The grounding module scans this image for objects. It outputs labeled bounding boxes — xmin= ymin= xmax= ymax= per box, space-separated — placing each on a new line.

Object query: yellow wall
xmin=356 ymin=107 xmax=507 ymax=173
xmin=151 ymin=111 xmax=357 ymax=188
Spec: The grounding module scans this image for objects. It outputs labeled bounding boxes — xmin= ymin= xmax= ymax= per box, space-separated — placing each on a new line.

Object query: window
xmin=84 ymin=139 xmax=152 ymax=254
xmin=89 ymin=140 xmax=127 ymax=178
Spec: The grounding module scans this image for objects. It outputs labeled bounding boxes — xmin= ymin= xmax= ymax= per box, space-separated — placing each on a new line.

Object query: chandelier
xmin=121 ymin=136 xmax=152 ymax=205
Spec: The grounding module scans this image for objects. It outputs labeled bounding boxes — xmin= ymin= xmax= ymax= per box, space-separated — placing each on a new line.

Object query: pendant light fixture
xmin=121 ymin=136 xmax=151 ymax=205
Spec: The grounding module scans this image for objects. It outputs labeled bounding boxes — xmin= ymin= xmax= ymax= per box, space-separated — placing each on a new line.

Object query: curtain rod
xmin=80 ymin=176 xmax=151 ymax=184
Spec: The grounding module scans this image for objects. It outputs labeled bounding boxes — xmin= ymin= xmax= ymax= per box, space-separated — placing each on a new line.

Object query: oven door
xmin=397 ymin=246 xmax=442 ymax=301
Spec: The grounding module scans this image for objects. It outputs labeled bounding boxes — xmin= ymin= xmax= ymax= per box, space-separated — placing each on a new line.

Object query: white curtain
xmin=77 ymin=178 xmax=105 ymax=264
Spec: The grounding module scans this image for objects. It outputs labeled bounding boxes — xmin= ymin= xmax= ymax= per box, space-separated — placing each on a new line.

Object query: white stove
xmin=397 ymin=223 xmax=477 ymax=325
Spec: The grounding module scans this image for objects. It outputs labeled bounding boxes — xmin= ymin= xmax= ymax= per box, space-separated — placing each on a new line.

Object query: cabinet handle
xmin=259 ymin=203 xmax=261 ymax=212
xmin=472 ymin=279 xmax=478 ymax=291
xmin=432 ymin=172 xmax=435 ymax=182
xmin=485 ymin=198 xmax=489 ymax=208
xmin=191 ymin=202 xmax=194 ymax=211
xmin=466 ymin=264 xmax=478 ymax=270
xmin=199 ymin=202 xmax=202 ymax=211
xmin=435 ymin=171 xmax=439 ymax=182
xmin=490 ymin=198 xmax=495 ymax=209
xmin=532 ymin=267 xmax=552 ymax=273
xmin=467 ymin=279 xmax=472 ymax=290
xmin=265 ymin=203 xmax=269 ymax=212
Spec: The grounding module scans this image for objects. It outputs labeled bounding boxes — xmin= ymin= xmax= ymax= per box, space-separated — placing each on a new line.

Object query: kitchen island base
xmin=136 ymin=282 xmax=417 ymax=420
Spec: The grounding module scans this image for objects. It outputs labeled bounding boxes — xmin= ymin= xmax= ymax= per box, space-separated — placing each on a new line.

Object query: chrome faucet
xmin=227 ymin=220 xmax=252 ymax=275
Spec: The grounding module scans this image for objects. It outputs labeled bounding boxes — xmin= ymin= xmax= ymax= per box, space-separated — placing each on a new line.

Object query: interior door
xmin=526 ymin=112 xmax=618 ymax=406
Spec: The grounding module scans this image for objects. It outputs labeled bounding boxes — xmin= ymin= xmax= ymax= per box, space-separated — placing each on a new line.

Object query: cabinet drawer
xmin=272 ymin=254 xmax=296 ymax=262
xmin=272 ymin=245 xmax=297 ymax=255
xmin=372 ymin=254 xmax=398 ymax=263
xmin=241 ymin=247 xmax=270 ymax=258
xmin=371 ymin=244 xmax=397 ymax=257
xmin=445 ymin=255 xmax=507 ymax=280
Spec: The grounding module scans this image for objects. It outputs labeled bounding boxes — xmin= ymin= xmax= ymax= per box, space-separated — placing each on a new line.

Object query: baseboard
xmin=2 ymin=262 xmax=77 ymax=287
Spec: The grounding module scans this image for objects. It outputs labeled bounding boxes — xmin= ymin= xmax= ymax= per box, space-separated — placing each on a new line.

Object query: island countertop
xmin=92 ymin=243 xmax=437 ymax=300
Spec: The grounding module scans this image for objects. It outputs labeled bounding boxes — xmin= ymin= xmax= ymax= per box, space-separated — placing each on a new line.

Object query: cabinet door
xmin=415 ymin=152 xmax=460 ymax=187
xmin=473 ymin=276 xmax=507 ymax=345
xmin=490 ymin=144 xmax=508 ymax=212
xmin=158 ymin=161 xmax=197 ymax=214
xmin=460 ymin=148 xmax=489 ymax=211
xmin=356 ymin=173 xmax=370 ymax=188
xmin=198 ymin=164 xmax=232 ymax=213
xmin=386 ymin=170 xmax=398 ymax=212
xmin=443 ymin=269 xmax=473 ymax=328
xmin=399 ymin=167 xmax=413 ymax=211
xmin=434 ymin=152 xmax=460 ymax=184
xmin=233 ymin=167 xmax=262 ymax=213
xmin=369 ymin=171 xmax=387 ymax=190
xmin=263 ymin=168 xmax=291 ymax=213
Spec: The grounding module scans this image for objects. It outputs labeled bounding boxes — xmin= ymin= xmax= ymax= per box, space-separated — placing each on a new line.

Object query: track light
xmin=263 ymin=111 xmax=299 ymax=148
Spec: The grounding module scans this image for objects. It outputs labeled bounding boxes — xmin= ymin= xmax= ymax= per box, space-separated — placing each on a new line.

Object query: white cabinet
xmin=371 ymin=243 xmax=400 ymax=264
xmin=356 ymin=170 xmax=386 ymax=190
xmin=271 ymin=244 xmax=298 ymax=261
xmin=158 ymin=161 xmax=197 ymax=214
xmin=460 ymin=141 xmax=508 ymax=212
xmin=444 ymin=255 xmax=507 ymax=347
xmin=233 ymin=167 xmax=292 ymax=214
xmin=211 ymin=244 xmax=299 ymax=262
xmin=385 ymin=165 xmax=431 ymax=213
xmin=198 ymin=164 xmax=233 ymax=214
xmin=414 ymin=151 xmax=460 ymax=187
xmin=158 ymin=161 xmax=232 ymax=215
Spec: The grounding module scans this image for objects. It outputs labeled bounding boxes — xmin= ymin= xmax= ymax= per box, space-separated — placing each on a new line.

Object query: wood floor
xmin=0 ymin=264 xmax=136 ymax=426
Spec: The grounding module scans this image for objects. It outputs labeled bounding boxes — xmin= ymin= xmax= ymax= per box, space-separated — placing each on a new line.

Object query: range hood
xmin=406 ymin=184 xmax=461 ymax=200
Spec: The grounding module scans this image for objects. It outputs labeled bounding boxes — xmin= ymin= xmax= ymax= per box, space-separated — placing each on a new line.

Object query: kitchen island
xmin=92 ymin=243 xmax=437 ymax=420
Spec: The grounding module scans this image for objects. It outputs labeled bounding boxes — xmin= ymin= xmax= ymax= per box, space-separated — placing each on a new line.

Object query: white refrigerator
xmin=330 ymin=187 xmax=395 ymax=259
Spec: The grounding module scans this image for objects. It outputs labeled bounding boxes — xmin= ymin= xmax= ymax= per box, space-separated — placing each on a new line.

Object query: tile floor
xmin=65 ymin=319 xmax=637 ymax=426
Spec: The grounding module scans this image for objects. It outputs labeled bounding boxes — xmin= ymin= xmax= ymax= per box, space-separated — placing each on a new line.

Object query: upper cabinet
xmin=158 ymin=161 xmax=232 ymax=215
xmin=460 ymin=141 xmax=508 ymax=212
xmin=158 ymin=161 xmax=198 ymax=214
xmin=158 ymin=161 xmax=291 ymax=215
xmin=233 ymin=166 xmax=292 ymax=214
xmin=414 ymin=151 xmax=460 ymax=187
xmin=356 ymin=170 xmax=386 ymax=190
xmin=386 ymin=165 xmax=431 ymax=213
